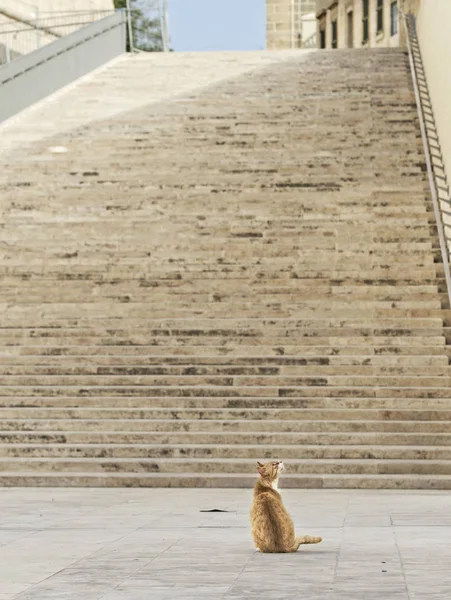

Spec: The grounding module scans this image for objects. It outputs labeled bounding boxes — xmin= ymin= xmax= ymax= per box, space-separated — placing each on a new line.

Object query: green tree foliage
xmin=114 ymin=0 xmax=164 ymax=51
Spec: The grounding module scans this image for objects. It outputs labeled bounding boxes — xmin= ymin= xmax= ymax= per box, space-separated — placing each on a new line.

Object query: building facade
xmin=266 ymin=0 xmax=317 ymax=49
xmin=316 ymin=0 xmax=402 ymax=49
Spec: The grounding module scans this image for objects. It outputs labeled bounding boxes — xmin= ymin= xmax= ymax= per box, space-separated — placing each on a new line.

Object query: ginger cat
xmin=250 ymin=460 xmax=322 ymax=553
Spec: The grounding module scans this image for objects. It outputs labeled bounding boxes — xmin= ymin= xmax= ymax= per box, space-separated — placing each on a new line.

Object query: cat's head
xmin=257 ymin=460 xmax=284 ymax=481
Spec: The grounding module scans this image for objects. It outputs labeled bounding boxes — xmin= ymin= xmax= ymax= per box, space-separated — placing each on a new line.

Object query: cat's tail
xmin=296 ymin=535 xmax=322 ymax=545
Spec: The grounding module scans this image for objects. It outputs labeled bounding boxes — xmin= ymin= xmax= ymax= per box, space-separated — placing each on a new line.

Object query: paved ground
xmin=0 ymin=489 xmax=450 ymax=599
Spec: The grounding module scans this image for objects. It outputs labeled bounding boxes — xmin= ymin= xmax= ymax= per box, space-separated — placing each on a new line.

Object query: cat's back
xmin=250 ymin=486 xmax=294 ymax=553
xmin=251 ymin=486 xmax=286 ymax=521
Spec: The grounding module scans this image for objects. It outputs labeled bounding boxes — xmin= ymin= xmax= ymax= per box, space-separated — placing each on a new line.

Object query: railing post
xmin=125 ymin=0 xmax=134 ymax=52
xmin=160 ymin=0 xmax=169 ymax=52
xmin=298 ymin=0 xmax=303 ymax=48
xmin=35 ymin=8 xmax=41 ymax=49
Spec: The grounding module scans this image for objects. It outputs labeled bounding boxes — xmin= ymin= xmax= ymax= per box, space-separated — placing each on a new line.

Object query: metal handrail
xmin=0 ymin=9 xmax=116 ymax=65
xmin=402 ymin=11 xmax=451 ymax=307
xmin=0 ymin=11 xmax=114 ymax=33
xmin=302 ymin=32 xmax=317 ymax=48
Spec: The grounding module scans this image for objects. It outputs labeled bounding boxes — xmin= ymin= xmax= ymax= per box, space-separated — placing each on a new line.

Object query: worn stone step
xmin=0 ymin=315 xmax=445 ymax=325
xmin=0 ymin=373 xmax=449 ymax=388
xmin=1 ymin=430 xmax=451 ymax=446
xmin=2 ymin=442 xmax=451 ymax=460
xmin=0 ymin=332 xmax=445 ymax=348
xmin=1 ymin=407 xmax=450 ymax=421
xmin=0 ymin=320 xmax=444 ymax=334
xmin=0 ymin=268 xmax=441 ymax=283
xmin=0 ymin=364 xmax=447 ymax=376
xmin=2 ymin=418 xmax=451 ymax=434
xmin=4 ymin=394 xmax=451 ymax=410
xmin=2 ymin=378 xmax=451 ymax=397
xmin=0 ymin=353 xmax=446 ymax=366
xmin=4 ymin=307 xmax=448 ymax=321
xmin=2 ymin=381 xmax=451 ymax=397
xmin=1 ymin=471 xmax=451 ymax=489
xmin=0 ymin=254 xmax=437 ymax=267
xmin=3 ymin=345 xmax=447 ymax=357
xmin=1 ymin=457 xmax=451 ymax=476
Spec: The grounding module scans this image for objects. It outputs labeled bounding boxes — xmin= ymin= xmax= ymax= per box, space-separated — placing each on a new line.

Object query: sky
xmin=167 ymin=0 xmax=266 ymax=52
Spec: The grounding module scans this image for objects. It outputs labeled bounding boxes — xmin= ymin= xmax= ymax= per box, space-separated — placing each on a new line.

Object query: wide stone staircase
xmin=0 ymin=48 xmax=450 ymax=488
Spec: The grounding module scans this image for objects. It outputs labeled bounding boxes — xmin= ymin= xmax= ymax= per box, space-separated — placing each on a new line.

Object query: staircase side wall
xmin=416 ymin=0 xmax=451 ymax=192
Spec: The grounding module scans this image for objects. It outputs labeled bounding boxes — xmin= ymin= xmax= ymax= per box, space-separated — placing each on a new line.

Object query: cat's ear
xmin=257 ymin=461 xmax=264 ymax=467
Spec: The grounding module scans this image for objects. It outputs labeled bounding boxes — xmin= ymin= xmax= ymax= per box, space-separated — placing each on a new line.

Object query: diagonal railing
xmin=0 ymin=9 xmax=115 ymax=65
xmin=0 ymin=11 xmax=126 ymax=123
xmin=402 ymin=11 xmax=451 ymax=307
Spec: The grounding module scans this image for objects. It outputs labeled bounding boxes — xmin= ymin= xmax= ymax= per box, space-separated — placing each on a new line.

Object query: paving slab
xmin=0 ymin=488 xmax=450 ymax=599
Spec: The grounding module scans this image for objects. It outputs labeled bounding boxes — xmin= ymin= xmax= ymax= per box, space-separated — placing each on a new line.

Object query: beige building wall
xmin=416 ymin=0 xmax=451 ymax=195
xmin=266 ymin=0 xmax=292 ymax=49
xmin=267 ymin=0 xmax=317 ymax=49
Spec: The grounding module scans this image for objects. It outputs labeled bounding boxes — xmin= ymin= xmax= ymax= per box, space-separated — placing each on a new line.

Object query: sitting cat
xmin=250 ymin=460 xmax=322 ymax=553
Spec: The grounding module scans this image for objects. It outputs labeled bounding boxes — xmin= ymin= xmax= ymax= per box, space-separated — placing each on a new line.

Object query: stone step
xmin=5 ymin=310 xmax=447 ymax=322
xmin=4 ymin=345 xmax=447 ymax=357
xmin=2 ymin=457 xmax=451 ymax=475
xmin=0 ymin=316 xmax=445 ymax=326
xmin=0 ymin=214 xmax=434 ymax=225
xmin=3 ymin=395 xmax=451 ymax=409
xmin=4 ymin=307 xmax=448 ymax=321
xmin=0 ymin=471 xmax=451 ymax=489
xmin=0 ymin=375 xmax=449 ymax=388
xmin=0 ymin=273 xmax=438 ymax=290
xmin=3 ymin=201 xmax=432 ymax=213
xmin=2 ymin=293 xmax=443 ymax=302
xmin=1 ymin=430 xmax=451 ymax=445
xmin=0 ymin=231 xmax=435 ymax=243
xmin=0 ymin=262 xmax=439 ymax=273
xmin=4 ymin=248 xmax=432 ymax=258
xmin=0 ymin=354 xmax=445 ymax=366
xmin=0 ymin=407 xmax=450 ymax=421
xmin=1 ymin=338 xmax=444 ymax=351
xmin=0 ymin=325 xmax=444 ymax=339
xmin=0 ymin=364 xmax=448 ymax=376
xmin=2 ymin=442 xmax=451 ymax=460
xmin=0 ymin=318 xmax=445 ymax=329
xmin=2 ymin=418 xmax=451 ymax=434
xmin=1 ymin=386 xmax=451 ymax=401
xmin=0 ymin=272 xmax=442 ymax=285
xmin=0 ymin=225 xmax=436 ymax=237
xmin=1 ymin=374 xmax=450 ymax=389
